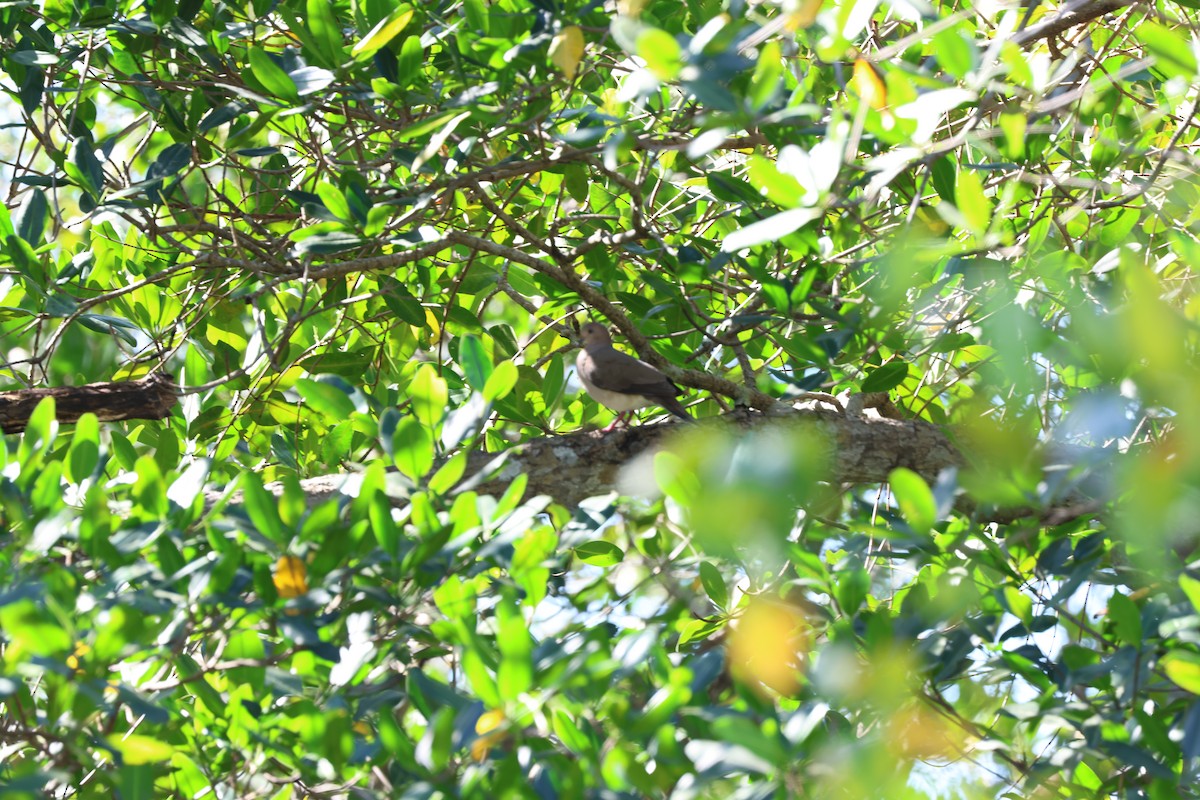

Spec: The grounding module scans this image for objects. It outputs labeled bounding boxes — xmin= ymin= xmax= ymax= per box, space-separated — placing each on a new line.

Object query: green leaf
xmin=298 ymin=348 xmax=375 ymax=380
xmin=0 ymin=193 xmax=16 ymax=238
xmin=22 ymin=396 xmax=57 ymax=453
xmin=1181 ymin=574 xmax=1200 ymax=613
xmin=461 ymin=648 xmax=499 ymax=707
xmin=293 ymin=230 xmax=363 ymax=254
xmin=306 ymin=0 xmax=343 ymax=67
xmin=1003 ymin=586 xmax=1033 ymax=629
xmin=493 ymin=473 xmax=527 ymax=519
xmin=352 ymin=6 xmax=414 ymax=61
xmin=118 ymin=764 xmax=156 ymax=800
xmin=955 ymin=167 xmax=992 ymax=235
xmin=637 ymin=27 xmax=681 ymax=80
xmin=316 ymin=183 xmax=351 ymax=221
xmin=930 ymin=155 xmax=956 ymax=203
xmin=933 ymin=27 xmax=975 ymax=79
xmin=74 ymin=137 xmax=104 ymax=193
xmin=411 ymin=110 xmax=472 ymax=173
xmin=295 ymin=377 xmax=358 ymax=420
xmin=394 ymin=35 xmax=424 ymax=88
xmin=369 ymin=484 xmax=399 ymax=555
xmin=167 ymin=458 xmax=211 ymax=511
xmin=290 ymin=66 xmax=335 ymax=96
xmin=13 ymin=188 xmax=47 ymax=246
xmin=65 ymin=413 xmax=99 ymax=484
xmin=552 ymin=709 xmax=592 ymax=752
xmin=722 ymin=207 xmax=823 ymax=252
xmin=1162 ymin=650 xmax=1200 ymax=694
xmin=574 ymin=540 xmax=624 ymax=566
xmin=429 ymin=450 xmax=467 ymax=494
xmin=1137 ymin=21 xmax=1198 ymax=80
xmin=458 ymin=334 xmax=492 ymax=390
xmin=749 ymin=40 xmax=782 ymax=110
xmin=861 ymin=360 xmax=908 ymax=393
xmin=410 ymin=363 xmax=448 ymax=430
xmin=1107 ymin=593 xmax=1142 ymax=646
xmin=699 ymin=561 xmax=729 ymax=611
xmin=379 ymin=276 xmax=425 ymax=325
xmin=462 ymin=0 xmax=488 ymax=35
xmin=391 ymin=415 xmax=434 ymax=479
xmin=495 ymin=597 xmax=532 ymax=700
xmin=434 ymin=574 xmax=478 ymax=620
xmin=483 ymin=361 xmax=518 ymax=402
xmin=240 ymin=472 xmax=288 ymax=543
xmin=225 ymin=629 xmax=267 ymax=691
xmin=105 ymin=734 xmax=174 ymax=765
xmin=79 ymin=313 xmax=141 ymax=345
xmin=147 ymin=143 xmax=191 ymax=180
xmin=746 ymin=155 xmax=803 ymax=207
xmin=247 ymin=48 xmax=299 ymax=102
xmin=888 ymin=467 xmax=935 ymax=535
xmin=834 ymin=566 xmax=870 ymax=614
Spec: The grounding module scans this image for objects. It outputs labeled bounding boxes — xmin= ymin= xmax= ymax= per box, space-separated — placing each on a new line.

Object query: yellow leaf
xmin=1163 ymin=651 xmax=1200 ymax=694
xmin=424 ymin=307 xmax=442 ymax=343
xmin=549 ymin=26 xmax=585 ymax=80
xmin=786 ymin=0 xmax=824 ymax=30
xmin=728 ymin=599 xmax=810 ymax=696
xmin=273 ymin=555 xmax=308 ymax=598
xmin=887 ymin=705 xmax=953 ymax=759
xmin=471 ymin=709 xmax=508 ymax=760
xmin=853 ymin=58 xmax=887 ymax=110
xmin=67 ymin=641 xmax=90 ymax=672
xmin=351 ymin=7 xmax=414 ymax=61
xmin=476 ymin=708 xmax=505 ymax=734
xmin=617 ymin=0 xmax=646 ymax=16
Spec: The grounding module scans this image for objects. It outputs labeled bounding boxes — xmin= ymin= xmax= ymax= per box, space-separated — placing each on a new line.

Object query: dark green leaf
xmin=458 ymin=334 xmax=492 ymax=390
xmin=305 ymin=0 xmax=343 ymax=67
xmin=699 ymin=562 xmax=728 ymax=611
xmin=13 ymin=188 xmax=47 ymax=246
xmin=247 ymin=47 xmax=299 ymax=102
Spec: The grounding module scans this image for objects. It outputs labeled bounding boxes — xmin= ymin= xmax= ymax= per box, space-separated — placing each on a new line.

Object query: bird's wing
xmin=586 ymin=349 xmax=682 ymax=399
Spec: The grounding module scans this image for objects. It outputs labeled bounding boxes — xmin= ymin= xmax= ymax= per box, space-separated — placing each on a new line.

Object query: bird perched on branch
xmin=576 ymin=322 xmax=692 ymax=431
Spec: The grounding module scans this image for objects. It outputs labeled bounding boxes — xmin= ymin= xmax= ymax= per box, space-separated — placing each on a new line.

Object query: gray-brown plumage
xmin=576 ymin=322 xmax=691 ymax=430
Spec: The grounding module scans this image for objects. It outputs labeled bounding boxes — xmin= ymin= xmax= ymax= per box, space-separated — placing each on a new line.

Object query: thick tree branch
xmin=1012 ymin=1 xmax=1134 ymax=48
xmin=232 ymin=407 xmax=1105 ymax=526
xmin=222 ymin=407 xmax=976 ymax=511
xmin=0 ymin=374 xmax=178 ymax=433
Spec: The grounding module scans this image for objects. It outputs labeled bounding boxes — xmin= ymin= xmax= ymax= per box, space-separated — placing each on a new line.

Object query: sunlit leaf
xmin=1163 ymin=651 xmax=1200 ymax=694
xmin=574 ymin=540 xmax=624 ymax=566
xmin=722 ymin=207 xmax=823 ymax=251
xmin=352 ymin=7 xmax=414 ymax=61
xmin=889 ymin=467 xmax=935 ymax=535
xmin=728 ymin=599 xmax=808 ymax=695
xmin=549 ymin=25 xmax=585 ymax=80
xmin=105 ymin=734 xmax=174 ymax=765
xmin=247 ymin=48 xmax=299 ymax=102
xmin=273 ymin=555 xmax=309 ymax=598
xmin=853 ymin=58 xmax=887 ymax=110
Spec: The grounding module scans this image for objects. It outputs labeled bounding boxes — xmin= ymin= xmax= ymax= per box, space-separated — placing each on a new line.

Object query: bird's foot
xmin=602 ymin=413 xmax=629 ymax=432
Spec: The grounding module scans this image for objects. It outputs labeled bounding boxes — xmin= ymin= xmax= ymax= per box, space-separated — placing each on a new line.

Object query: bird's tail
xmin=664 ymin=398 xmax=695 ymax=423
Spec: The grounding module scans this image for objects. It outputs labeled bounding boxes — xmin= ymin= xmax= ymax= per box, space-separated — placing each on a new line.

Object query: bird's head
xmin=578 ymin=322 xmax=612 ymax=349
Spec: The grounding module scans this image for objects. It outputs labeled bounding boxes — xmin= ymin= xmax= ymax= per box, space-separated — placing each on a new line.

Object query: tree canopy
xmin=3 ymin=0 xmax=1200 ymax=797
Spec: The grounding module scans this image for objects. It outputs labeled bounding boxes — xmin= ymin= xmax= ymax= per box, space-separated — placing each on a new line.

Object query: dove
xmin=575 ymin=322 xmax=692 ymax=430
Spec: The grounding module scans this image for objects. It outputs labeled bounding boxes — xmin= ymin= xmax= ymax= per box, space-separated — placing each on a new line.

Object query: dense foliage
xmin=3 ymin=0 xmax=1200 ymax=797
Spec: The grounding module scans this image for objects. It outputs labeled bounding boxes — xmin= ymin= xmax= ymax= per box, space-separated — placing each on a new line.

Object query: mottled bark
xmin=461 ymin=408 xmax=965 ymax=509
xmin=225 ymin=405 xmax=979 ymax=514
xmin=0 ymin=373 xmax=178 ymax=433
xmin=1012 ymin=0 xmax=1134 ymax=48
